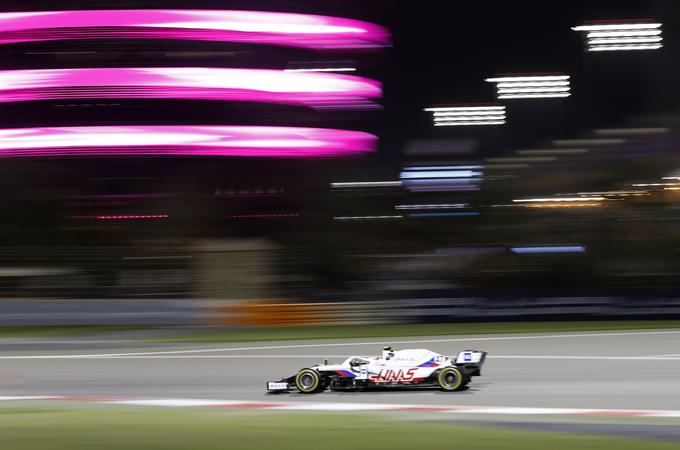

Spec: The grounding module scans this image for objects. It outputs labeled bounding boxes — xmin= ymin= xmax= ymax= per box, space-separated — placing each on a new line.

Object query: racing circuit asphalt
xmin=1 ymin=329 xmax=680 ymax=410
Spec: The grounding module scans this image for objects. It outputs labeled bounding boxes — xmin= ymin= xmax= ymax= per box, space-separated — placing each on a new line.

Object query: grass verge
xmin=0 ymin=325 xmax=159 ymax=338
xmin=1 ymin=407 xmax=678 ymax=450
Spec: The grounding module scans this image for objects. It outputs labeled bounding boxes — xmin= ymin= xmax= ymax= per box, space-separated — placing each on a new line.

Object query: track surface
xmin=1 ymin=330 xmax=680 ymax=410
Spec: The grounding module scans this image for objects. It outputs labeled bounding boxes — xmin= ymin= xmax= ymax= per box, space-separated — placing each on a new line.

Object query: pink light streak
xmin=0 ymin=10 xmax=390 ymax=49
xmin=0 ymin=126 xmax=376 ymax=158
xmin=72 ymin=214 xmax=169 ymax=220
xmin=0 ymin=67 xmax=381 ymax=110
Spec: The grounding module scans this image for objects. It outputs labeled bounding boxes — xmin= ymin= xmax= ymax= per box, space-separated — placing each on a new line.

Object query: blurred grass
xmin=0 ymin=407 xmax=677 ymax=450
xmin=148 ymin=320 xmax=680 ymax=343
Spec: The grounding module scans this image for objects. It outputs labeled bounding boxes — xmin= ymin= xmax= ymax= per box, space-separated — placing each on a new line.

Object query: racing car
xmin=267 ymin=346 xmax=486 ymax=393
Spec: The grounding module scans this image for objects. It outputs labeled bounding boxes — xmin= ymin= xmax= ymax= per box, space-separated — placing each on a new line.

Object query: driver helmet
xmin=382 ymin=346 xmax=394 ymax=360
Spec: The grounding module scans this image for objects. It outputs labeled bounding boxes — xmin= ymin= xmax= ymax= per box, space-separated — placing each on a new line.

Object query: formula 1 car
xmin=267 ymin=346 xmax=486 ymax=393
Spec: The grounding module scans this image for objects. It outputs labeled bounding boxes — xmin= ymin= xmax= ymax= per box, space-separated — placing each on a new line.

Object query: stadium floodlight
xmin=0 ymin=67 xmax=381 ymax=110
xmin=572 ymin=20 xmax=663 ymax=52
xmin=424 ymin=105 xmax=506 ymax=126
xmin=486 ymin=75 xmax=571 ymax=100
xmin=0 ymin=126 xmax=377 ymax=158
xmin=0 ymin=10 xmax=390 ymax=50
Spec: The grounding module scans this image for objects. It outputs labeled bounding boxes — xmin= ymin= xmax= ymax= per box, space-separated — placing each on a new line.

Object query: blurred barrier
xmin=220 ymin=297 xmax=680 ymax=326
xmin=0 ymin=300 xmax=202 ymax=326
xmin=1 ymin=296 xmax=680 ymax=326
xmin=209 ymin=301 xmax=392 ymax=327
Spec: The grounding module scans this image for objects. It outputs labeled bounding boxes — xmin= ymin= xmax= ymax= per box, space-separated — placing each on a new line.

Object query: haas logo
xmin=369 ymin=368 xmax=417 ymax=382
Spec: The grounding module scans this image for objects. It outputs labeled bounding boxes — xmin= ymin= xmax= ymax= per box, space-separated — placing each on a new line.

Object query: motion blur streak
xmin=72 ymin=215 xmax=169 ymax=220
xmin=0 ymin=10 xmax=391 ymax=49
xmin=573 ymin=21 xmax=663 ymax=51
xmin=511 ymin=246 xmax=586 ymax=254
xmin=0 ymin=68 xmax=382 ymax=110
xmin=0 ymin=126 xmax=377 ymax=158
xmin=487 ymin=75 xmax=571 ymax=99
xmin=425 ymin=105 xmax=506 ymax=126
xmin=513 ymin=197 xmax=605 ymax=203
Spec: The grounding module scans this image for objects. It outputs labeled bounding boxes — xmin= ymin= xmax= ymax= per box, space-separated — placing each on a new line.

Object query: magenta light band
xmin=0 ymin=126 xmax=376 ymax=158
xmin=0 ymin=10 xmax=390 ymax=49
xmin=0 ymin=67 xmax=381 ymax=109
xmin=72 ymin=214 xmax=169 ymax=220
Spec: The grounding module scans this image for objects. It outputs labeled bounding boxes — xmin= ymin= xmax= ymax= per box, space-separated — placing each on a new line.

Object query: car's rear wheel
xmin=295 ymin=368 xmax=321 ymax=393
xmin=437 ymin=367 xmax=465 ymax=391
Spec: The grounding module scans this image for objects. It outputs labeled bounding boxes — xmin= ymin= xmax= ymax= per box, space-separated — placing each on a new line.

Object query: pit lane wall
xmin=1 ymin=296 xmax=680 ymax=326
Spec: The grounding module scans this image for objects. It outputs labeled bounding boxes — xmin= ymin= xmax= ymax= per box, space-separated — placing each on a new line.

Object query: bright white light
xmin=496 ymin=81 xmax=569 ymax=88
xmin=434 ymin=121 xmax=506 ymax=126
xmin=572 ymin=23 xmax=661 ymax=32
xmin=396 ymin=204 xmax=468 ymax=210
xmin=333 ymin=215 xmax=403 ymax=220
xmin=587 ymin=30 xmax=661 ymax=38
xmin=487 ymin=76 xmax=570 ymax=99
xmin=424 ymin=106 xmax=505 ymax=112
xmin=284 ymin=67 xmax=357 ymax=72
xmin=404 ymin=165 xmax=482 ymax=171
xmin=486 ymin=76 xmax=569 ymax=82
xmin=512 ymin=246 xmax=586 ymax=254
xmin=497 ymin=87 xmax=570 ymax=94
xmin=589 ymin=44 xmax=662 ymax=51
xmin=499 ymin=93 xmax=570 ymax=99
xmin=434 ymin=115 xmax=506 ymax=121
xmin=588 ymin=37 xmax=662 ymax=45
xmin=401 ymin=170 xmax=482 ymax=179
xmin=576 ymin=22 xmax=664 ymax=52
xmin=331 ymin=181 xmax=401 ymax=187
xmin=513 ymin=197 xmax=605 ymax=203
xmin=433 ymin=110 xmax=505 ymax=117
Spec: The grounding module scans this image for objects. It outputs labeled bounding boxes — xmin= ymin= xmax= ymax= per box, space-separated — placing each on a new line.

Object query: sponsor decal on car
xmin=368 ymin=368 xmax=417 ymax=383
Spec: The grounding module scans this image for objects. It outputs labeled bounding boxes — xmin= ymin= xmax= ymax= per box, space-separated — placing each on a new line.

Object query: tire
xmin=295 ymin=368 xmax=321 ymax=394
xmin=437 ymin=367 xmax=465 ymax=391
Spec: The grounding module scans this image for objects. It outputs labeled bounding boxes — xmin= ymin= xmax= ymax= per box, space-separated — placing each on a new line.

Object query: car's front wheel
xmin=437 ymin=367 xmax=466 ymax=391
xmin=294 ymin=368 xmax=322 ymax=393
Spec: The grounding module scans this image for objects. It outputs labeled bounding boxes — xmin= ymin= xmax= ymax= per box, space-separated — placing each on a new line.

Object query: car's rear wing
xmin=454 ymin=350 xmax=487 ymax=376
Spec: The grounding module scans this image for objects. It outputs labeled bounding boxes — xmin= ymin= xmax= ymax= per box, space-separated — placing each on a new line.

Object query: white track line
xmin=2 ymin=396 xmax=680 ymax=417
xmin=0 ymin=329 xmax=679 ymax=360
xmin=491 ymin=355 xmax=680 ymax=361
